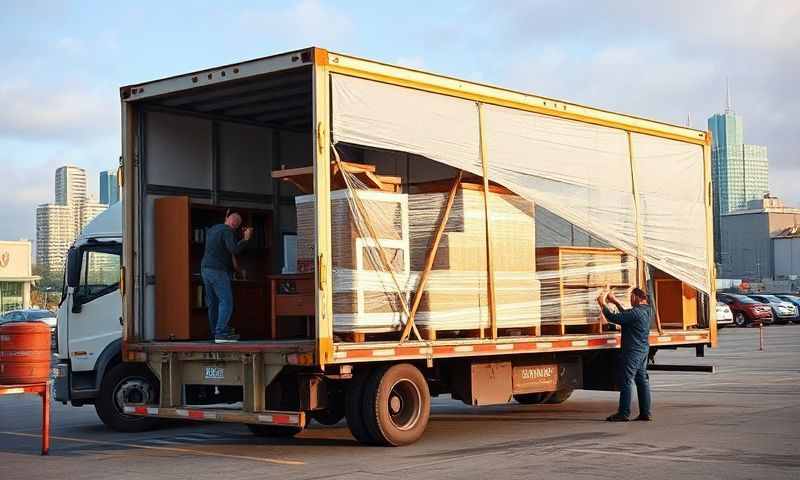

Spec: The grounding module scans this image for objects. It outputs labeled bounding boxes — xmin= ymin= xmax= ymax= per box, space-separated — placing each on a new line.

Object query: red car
xmin=717 ymin=293 xmax=773 ymax=326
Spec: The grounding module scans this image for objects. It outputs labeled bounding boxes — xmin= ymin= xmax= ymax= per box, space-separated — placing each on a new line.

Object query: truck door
xmin=65 ymin=242 xmax=123 ymax=373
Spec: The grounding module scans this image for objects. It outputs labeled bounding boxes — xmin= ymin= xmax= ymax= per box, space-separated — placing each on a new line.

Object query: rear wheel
xmin=95 ymin=362 xmax=160 ymax=433
xmin=311 ymin=387 xmax=346 ymax=426
xmin=545 ymin=389 xmax=573 ymax=404
xmin=345 ymin=371 xmax=378 ymax=444
xmin=513 ymin=392 xmax=548 ymax=404
xmin=362 ymin=363 xmax=430 ymax=446
xmin=734 ymin=312 xmax=747 ymax=327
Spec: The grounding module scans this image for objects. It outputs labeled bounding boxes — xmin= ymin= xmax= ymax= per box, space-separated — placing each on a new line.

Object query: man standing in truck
xmin=201 ymin=212 xmax=252 ymax=343
xmin=596 ymin=287 xmax=653 ymax=422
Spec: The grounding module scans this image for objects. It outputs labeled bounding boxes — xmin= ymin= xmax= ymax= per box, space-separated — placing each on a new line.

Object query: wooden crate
xmin=536 ymin=246 xmax=635 ymax=333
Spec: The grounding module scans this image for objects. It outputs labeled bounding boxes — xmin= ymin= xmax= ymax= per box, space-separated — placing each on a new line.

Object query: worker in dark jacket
xmin=201 ymin=212 xmax=252 ymax=343
xmin=596 ymin=287 xmax=653 ymax=422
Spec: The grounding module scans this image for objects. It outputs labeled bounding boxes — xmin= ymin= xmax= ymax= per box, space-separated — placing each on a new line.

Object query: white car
xmin=716 ymin=301 xmax=734 ymax=327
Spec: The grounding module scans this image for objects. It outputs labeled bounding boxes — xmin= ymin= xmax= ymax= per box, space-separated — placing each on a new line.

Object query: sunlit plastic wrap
xmin=331 ymin=73 xmax=710 ymax=293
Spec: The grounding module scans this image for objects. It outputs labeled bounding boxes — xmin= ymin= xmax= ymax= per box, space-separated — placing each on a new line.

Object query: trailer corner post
xmin=121 ymin=100 xmax=137 ymax=347
xmin=703 ymin=132 xmax=718 ymax=347
xmin=477 ymin=103 xmax=498 ymax=340
xmin=313 ymin=48 xmax=334 ymax=367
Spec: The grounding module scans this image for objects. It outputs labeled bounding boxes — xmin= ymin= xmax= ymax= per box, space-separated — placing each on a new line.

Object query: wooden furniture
xmin=654 ymin=278 xmax=698 ymax=330
xmin=272 ymin=161 xmax=402 ymax=193
xmin=0 ymin=382 xmax=50 ymax=455
xmin=269 ymin=273 xmax=315 ymax=339
xmin=536 ymin=246 xmax=635 ymax=335
xmin=154 ymin=196 xmax=273 ymax=340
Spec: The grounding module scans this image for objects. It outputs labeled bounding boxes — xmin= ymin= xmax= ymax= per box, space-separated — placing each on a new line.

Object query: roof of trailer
xmin=121 ymin=46 xmax=708 ymax=144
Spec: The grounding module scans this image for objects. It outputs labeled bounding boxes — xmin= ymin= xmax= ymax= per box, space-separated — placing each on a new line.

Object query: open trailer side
xmin=117 ymin=47 xmax=716 ymax=444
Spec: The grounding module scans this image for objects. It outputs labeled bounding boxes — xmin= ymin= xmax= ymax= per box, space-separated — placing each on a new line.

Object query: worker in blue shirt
xmin=596 ymin=287 xmax=653 ymax=422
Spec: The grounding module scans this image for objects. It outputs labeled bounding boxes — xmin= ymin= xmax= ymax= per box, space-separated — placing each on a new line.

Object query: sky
xmin=1 ymin=0 xmax=798 ymax=243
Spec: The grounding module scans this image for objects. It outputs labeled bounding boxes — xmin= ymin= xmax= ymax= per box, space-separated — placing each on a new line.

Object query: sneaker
xmin=606 ymin=413 xmax=629 ymax=422
xmin=214 ymin=333 xmax=240 ymax=343
xmin=634 ymin=414 xmax=652 ymax=421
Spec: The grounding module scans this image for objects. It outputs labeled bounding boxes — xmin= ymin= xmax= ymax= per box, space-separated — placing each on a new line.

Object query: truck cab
xmin=53 ymin=202 xmax=124 ymax=410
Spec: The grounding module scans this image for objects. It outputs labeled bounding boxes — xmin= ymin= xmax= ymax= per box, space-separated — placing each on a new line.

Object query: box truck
xmin=105 ymin=47 xmax=715 ymax=445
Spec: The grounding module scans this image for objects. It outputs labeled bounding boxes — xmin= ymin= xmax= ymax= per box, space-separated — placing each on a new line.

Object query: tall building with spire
xmin=708 ymin=81 xmax=769 ymax=264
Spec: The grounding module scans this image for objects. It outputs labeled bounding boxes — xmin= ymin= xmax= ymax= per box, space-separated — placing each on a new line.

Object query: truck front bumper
xmin=52 ymin=362 xmax=70 ymax=403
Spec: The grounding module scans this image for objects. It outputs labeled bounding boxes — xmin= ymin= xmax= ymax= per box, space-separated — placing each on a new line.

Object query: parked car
xmin=717 ymin=293 xmax=773 ymax=327
xmin=0 ymin=308 xmax=58 ymax=349
xmin=775 ymin=295 xmax=800 ymax=323
xmin=748 ymin=295 xmax=799 ymax=324
xmin=715 ymin=301 xmax=734 ymax=327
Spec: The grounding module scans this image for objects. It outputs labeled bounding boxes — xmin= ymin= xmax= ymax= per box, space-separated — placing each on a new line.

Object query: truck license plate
xmin=204 ymin=367 xmax=225 ymax=380
xmin=512 ymin=364 xmax=558 ymax=392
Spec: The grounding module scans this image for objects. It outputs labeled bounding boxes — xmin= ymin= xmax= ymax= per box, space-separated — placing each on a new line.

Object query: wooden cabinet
xmin=154 ymin=196 xmax=273 ymax=340
xmin=654 ymin=279 xmax=697 ymax=330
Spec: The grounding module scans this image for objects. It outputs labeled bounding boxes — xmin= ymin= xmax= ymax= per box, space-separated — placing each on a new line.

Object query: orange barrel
xmin=0 ymin=322 xmax=52 ymax=384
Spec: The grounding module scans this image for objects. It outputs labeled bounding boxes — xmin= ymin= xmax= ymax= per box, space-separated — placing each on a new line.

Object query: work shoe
xmin=214 ymin=333 xmax=240 ymax=343
xmin=606 ymin=413 xmax=629 ymax=422
xmin=634 ymin=414 xmax=653 ymax=421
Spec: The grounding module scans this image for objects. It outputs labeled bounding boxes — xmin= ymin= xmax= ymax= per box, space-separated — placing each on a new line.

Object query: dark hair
xmin=631 ymin=287 xmax=647 ymax=300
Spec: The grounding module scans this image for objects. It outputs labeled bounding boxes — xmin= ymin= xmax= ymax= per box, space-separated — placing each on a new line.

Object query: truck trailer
xmin=111 ymin=47 xmax=716 ymax=445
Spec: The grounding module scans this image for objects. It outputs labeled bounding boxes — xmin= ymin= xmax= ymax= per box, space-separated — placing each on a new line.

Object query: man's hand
xmin=243 ymin=227 xmax=254 ymax=241
xmin=596 ymin=289 xmax=607 ymax=309
xmin=606 ymin=290 xmax=617 ymax=303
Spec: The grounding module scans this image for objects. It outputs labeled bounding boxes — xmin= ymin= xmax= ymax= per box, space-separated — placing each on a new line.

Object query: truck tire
xmin=311 ymin=391 xmax=346 ymax=426
xmin=362 ymin=363 xmax=430 ymax=446
xmin=544 ymin=389 xmax=573 ymax=404
xmin=345 ymin=371 xmax=378 ymax=444
xmin=247 ymin=424 xmax=303 ymax=437
xmin=513 ymin=392 xmax=548 ymax=404
xmin=95 ymin=362 xmax=160 ymax=433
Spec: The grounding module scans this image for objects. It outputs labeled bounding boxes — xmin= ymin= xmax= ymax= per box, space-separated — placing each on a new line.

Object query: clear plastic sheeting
xmin=330 ymin=74 xmax=711 ymax=293
xmin=632 ymin=133 xmax=708 ymax=292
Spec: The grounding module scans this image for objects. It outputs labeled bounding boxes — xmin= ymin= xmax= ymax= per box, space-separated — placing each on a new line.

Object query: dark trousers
xmin=617 ymin=350 xmax=652 ymax=418
xmin=201 ymin=268 xmax=233 ymax=337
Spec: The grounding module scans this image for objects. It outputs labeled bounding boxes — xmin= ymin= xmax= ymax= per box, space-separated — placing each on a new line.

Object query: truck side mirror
xmin=66 ymin=247 xmax=81 ymax=288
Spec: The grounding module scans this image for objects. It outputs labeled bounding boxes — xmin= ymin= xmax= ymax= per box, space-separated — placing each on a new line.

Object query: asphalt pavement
xmin=1 ymin=324 xmax=798 ymax=479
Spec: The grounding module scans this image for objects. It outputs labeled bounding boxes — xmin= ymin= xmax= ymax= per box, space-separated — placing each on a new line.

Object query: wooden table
xmin=0 ymin=381 xmax=51 ymax=455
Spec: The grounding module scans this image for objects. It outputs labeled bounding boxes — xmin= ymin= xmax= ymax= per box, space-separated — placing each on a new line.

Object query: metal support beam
xmin=477 ymin=103 xmax=498 ymax=339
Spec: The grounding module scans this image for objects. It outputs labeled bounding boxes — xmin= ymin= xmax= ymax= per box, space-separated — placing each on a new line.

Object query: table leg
xmin=41 ymin=383 xmax=50 ymax=455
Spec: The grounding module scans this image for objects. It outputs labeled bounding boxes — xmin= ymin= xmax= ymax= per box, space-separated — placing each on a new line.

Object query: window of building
xmin=0 ymin=282 xmax=24 ymax=313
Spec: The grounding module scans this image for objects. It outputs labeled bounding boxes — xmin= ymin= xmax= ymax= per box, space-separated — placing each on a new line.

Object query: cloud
xmin=239 ymin=0 xmax=354 ymax=49
xmin=0 ymin=81 xmax=118 ymax=142
xmin=394 ymin=56 xmax=425 ymax=69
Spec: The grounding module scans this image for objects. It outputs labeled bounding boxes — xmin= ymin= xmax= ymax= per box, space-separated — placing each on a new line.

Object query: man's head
xmin=630 ymin=287 xmax=648 ymax=306
xmin=225 ymin=212 xmax=242 ymax=229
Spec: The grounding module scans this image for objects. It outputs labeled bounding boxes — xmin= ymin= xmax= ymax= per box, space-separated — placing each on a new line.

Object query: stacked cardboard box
xmin=408 ymin=184 xmax=540 ymax=331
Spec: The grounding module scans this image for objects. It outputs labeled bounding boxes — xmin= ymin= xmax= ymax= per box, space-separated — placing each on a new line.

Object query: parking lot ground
xmin=1 ymin=325 xmax=798 ymax=480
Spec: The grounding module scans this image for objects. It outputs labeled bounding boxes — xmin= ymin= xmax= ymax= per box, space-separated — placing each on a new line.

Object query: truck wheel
xmin=345 ymin=371 xmax=378 ymax=444
xmin=363 ymin=363 xmax=430 ymax=446
xmin=545 ymin=389 xmax=574 ymax=404
xmin=247 ymin=424 xmax=303 ymax=437
xmin=311 ymin=391 xmax=345 ymax=426
xmin=513 ymin=392 xmax=548 ymax=404
xmin=95 ymin=362 xmax=160 ymax=433
xmin=734 ymin=312 xmax=747 ymax=327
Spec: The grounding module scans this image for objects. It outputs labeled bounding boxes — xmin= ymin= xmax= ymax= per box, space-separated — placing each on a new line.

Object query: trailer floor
xmin=1 ymin=325 xmax=798 ymax=480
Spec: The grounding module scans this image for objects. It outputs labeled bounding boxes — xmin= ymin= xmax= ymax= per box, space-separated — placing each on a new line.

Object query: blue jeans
xmin=201 ymin=268 xmax=233 ymax=337
xmin=617 ymin=350 xmax=652 ymax=418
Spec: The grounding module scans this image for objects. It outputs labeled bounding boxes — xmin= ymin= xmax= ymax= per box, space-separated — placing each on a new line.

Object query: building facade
xmin=718 ymin=197 xmax=800 ymax=280
xmin=0 ymin=240 xmax=40 ymax=312
xmin=708 ymin=111 xmax=770 ymax=263
xmin=99 ymin=169 xmax=119 ymax=205
xmin=36 ymin=166 xmax=108 ymax=273
xmin=36 ymin=204 xmax=76 ymax=272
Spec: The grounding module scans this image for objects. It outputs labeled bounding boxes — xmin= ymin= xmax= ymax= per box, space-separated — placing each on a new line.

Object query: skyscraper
xmin=36 ymin=166 xmax=108 ymax=272
xmin=708 ymin=87 xmax=770 ymax=264
xmin=99 ymin=170 xmax=119 ymax=205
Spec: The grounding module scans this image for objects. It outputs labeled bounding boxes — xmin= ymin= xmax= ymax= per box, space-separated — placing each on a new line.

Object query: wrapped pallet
xmin=408 ymin=184 xmax=540 ymax=333
xmin=296 ymin=189 xmax=410 ymax=333
xmin=536 ymin=246 xmax=636 ymax=334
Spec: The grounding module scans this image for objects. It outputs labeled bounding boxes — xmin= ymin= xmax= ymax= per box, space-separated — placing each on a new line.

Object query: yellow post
xmin=312 ymin=48 xmax=334 ymax=366
xmin=703 ymin=134 xmax=718 ymax=347
xmin=477 ymin=103 xmax=498 ymax=339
